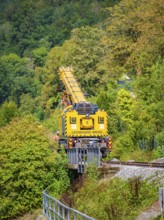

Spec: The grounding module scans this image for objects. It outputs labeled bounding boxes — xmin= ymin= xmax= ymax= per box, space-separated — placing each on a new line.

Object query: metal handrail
xmin=43 ymin=190 xmax=95 ymax=220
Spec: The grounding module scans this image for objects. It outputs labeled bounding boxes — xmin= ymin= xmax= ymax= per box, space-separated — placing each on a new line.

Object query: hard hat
xmin=56 ymin=131 xmax=59 ymax=134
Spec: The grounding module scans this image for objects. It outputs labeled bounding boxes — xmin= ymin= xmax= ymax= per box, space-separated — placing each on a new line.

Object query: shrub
xmin=73 ymin=177 xmax=158 ymax=220
xmin=0 ymin=116 xmax=69 ymax=219
xmin=0 ymin=101 xmax=18 ymax=127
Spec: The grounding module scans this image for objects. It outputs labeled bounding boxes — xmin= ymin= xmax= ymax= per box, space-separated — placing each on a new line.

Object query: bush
xmin=73 ymin=177 xmax=158 ymax=220
xmin=0 ymin=101 xmax=18 ymax=127
xmin=120 ymin=149 xmax=153 ymax=162
xmin=152 ymin=146 xmax=163 ymax=159
xmin=0 ymin=116 xmax=69 ymax=219
xmin=110 ymin=134 xmax=135 ymax=159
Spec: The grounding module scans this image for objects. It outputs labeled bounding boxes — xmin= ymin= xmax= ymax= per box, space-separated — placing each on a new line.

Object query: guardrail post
xmin=159 ymin=187 xmax=164 ymax=213
xmin=54 ymin=200 xmax=56 ymax=220
xmin=43 ymin=191 xmax=48 ymax=217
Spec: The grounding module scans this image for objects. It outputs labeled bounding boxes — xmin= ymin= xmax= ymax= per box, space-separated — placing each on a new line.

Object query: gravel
xmin=152 ymin=157 xmax=164 ymax=163
xmin=110 ymin=164 xmax=164 ymax=184
xmin=109 ymin=160 xmax=164 ymax=220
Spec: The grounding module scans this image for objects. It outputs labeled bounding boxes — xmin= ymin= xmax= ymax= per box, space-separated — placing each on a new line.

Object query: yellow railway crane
xmin=58 ymin=67 xmax=112 ymax=156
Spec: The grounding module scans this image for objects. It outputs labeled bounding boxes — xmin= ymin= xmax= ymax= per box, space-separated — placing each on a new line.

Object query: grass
xmin=13 ymin=209 xmax=46 ymax=220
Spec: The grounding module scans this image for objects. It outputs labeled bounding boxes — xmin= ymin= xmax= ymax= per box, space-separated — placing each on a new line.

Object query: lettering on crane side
xmin=71 ymin=131 xmax=103 ymax=135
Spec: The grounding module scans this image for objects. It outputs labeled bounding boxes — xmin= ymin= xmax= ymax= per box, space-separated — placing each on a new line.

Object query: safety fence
xmin=43 ymin=190 xmax=95 ymax=220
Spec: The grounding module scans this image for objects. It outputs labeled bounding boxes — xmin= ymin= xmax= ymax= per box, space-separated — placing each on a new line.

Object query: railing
xmin=43 ymin=190 xmax=95 ymax=220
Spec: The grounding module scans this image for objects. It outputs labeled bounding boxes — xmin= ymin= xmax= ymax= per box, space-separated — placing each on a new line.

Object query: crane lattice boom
xmin=59 ymin=67 xmax=86 ymax=104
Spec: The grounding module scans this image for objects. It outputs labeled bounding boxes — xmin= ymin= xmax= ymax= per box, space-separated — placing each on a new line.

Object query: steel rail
xmin=106 ymin=161 xmax=164 ymax=168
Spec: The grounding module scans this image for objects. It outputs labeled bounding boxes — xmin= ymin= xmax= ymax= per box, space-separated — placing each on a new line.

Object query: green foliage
xmin=152 ymin=146 xmax=163 ymax=160
xmin=0 ymin=54 xmax=38 ymax=105
xmin=104 ymin=0 xmax=163 ymax=75
xmin=0 ymin=101 xmax=18 ymax=127
xmin=0 ymin=2 xmax=163 ymax=220
xmin=44 ymin=26 xmax=106 ymax=94
xmin=43 ymin=107 xmax=60 ymax=132
xmin=73 ymin=177 xmax=158 ymax=220
xmin=37 ymin=25 xmax=107 ymax=115
xmin=86 ymin=161 xmax=100 ymax=181
xmin=97 ymin=92 xmax=110 ymax=111
xmin=0 ymin=116 xmax=70 ymax=219
xmin=118 ymin=149 xmax=152 ymax=162
xmin=110 ymin=133 xmax=135 ymax=159
xmin=155 ymin=131 xmax=164 ymax=147
xmin=115 ymin=89 xmax=134 ymax=130
xmin=32 ymin=46 xmax=48 ymax=67
xmin=134 ymin=59 xmax=164 ymax=104
xmin=0 ymin=0 xmax=113 ymax=56
xmin=0 ymin=0 xmax=163 ymax=218
xmin=132 ymin=59 xmax=164 ymax=151
xmin=19 ymin=94 xmax=36 ymax=116
xmin=47 ymin=150 xmax=70 ymax=198
xmin=106 ymin=59 xmax=164 ymax=158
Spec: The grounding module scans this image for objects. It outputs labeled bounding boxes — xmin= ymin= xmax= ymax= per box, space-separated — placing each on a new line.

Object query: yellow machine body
xmin=59 ymin=67 xmax=86 ymax=104
xmin=65 ymin=109 xmax=108 ymax=137
xmin=58 ymin=67 xmax=110 ymax=147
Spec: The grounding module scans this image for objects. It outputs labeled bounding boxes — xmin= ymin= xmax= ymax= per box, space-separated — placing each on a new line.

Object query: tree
xmin=115 ymin=89 xmax=134 ymax=131
xmin=0 ymin=116 xmax=70 ymax=219
xmin=32 ymin=46 xmax=48 ymax=67
xmin=0 ymin=101 xmax=18 ymax=127
xmin=0 ymin=54 xmax=38 ymax=105
xmin=133 ymin=59 xmax=164 ymax=149
xmin=0 ymin=0 xmax=113 ymax=56
xmin=39 ymin=26 xmax=106 ymax=109
xmin=97 ymin=91 xmax=110 ymax=111
xmin=19 ymin=94 xmax=36 ymax=116
xmin=103 ymin=0 xmax=163 ymax=76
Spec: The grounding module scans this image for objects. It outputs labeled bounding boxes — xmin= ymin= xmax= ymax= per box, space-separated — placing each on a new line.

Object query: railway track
xmin=106 ymin=161 xmax=164 ymax=168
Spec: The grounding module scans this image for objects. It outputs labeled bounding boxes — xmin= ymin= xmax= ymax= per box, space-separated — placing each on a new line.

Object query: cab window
xmin=98 ymin=117 xmax=104 ymax=124
xmin=70 ymin=117 xmax=76 ymax=124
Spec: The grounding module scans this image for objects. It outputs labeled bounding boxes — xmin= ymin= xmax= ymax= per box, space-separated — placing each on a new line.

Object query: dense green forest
xmin=0 ymin=0 xmax=164 ymax=219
